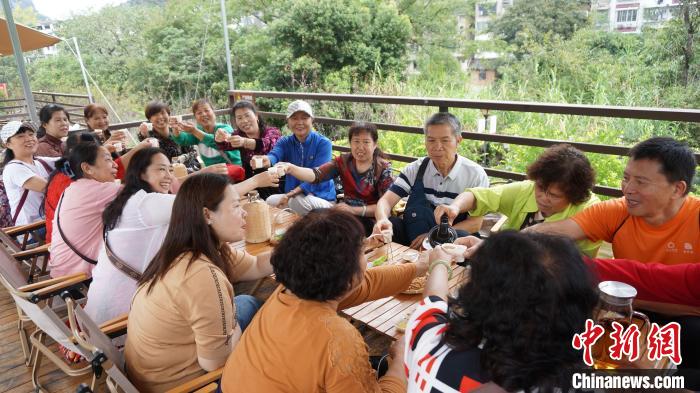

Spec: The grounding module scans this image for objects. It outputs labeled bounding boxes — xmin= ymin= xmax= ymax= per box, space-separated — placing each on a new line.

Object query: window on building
xmin=616 ymin=9 xmax=637 ymax=23
xmin=644 ymin=7 xmax=668 ymax=22
xmin=476 ymin=21 xmax=490 ymax=34
xmin=479 ymin=70 xmax=487 ymax=80
xmin=477 ymin=3 xmax=497 ymax=17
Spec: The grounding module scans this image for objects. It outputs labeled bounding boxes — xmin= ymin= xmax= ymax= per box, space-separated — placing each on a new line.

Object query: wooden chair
xmin=1 ymin=220 xmax=51 ymax=283
xmin=0 ymin=243 xmax=89 ymax=370
xmin=68 ymin=300 xmax=222 ymax=393
xmin=1 ymin=219 xmax=47 ymax=252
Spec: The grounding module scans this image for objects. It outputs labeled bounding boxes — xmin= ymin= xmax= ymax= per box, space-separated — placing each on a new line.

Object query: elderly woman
xmin=48 ymin=142 xmax=121 ymax=279
xmin=254 ymin=100 xmax=336 ymax=216
xmin=404 ymin=232 xmax=598 ymax=392
xmin=283 ymin=121 xmax=394 ymax=234
xmin=36 ymin=104 xmax=70 ymax=157
xmin=220 ymin=210 xmax=429 ymax=392
xmin=137 ymin=101 xmax=200 ymax=172
xmin=125 ymin=173 xmax=273 ymax=392
xmin=1 ymin=121 xmax=58 ymax=226
xmin=434 ymin=143 xmax=600 ymax=256
xmin=215 ymin=100 xmax=281 ymax=181
xmin=83 ymin=103 xmax=129 ymax=154
xmin=171 ymin=98 xmax=244 ymax=181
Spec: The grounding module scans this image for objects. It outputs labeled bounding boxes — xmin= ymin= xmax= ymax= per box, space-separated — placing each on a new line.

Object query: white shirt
xmin=3 ymin=157 xmax=59 ymax=225
xmin=85 ymin=190 xmax=175 ymax=325
xmin=389 ymin=155 xmax=489 ymax=207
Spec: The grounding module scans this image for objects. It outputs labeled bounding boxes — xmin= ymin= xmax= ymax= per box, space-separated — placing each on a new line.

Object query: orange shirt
xmin=572 ymin=197 xmax=699 ymax=265
xmin=220 ymin=263 xmax=417 ymax=393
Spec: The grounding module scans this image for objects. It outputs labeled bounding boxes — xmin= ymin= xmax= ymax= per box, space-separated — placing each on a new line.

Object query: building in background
xmin=470 ymin=0 xmax=514 ymax=87
xmin=593 ymin=0 xmax=681 ymax=33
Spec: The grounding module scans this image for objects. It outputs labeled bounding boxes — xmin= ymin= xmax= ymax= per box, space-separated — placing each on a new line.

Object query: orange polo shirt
xmin=572 ymin=197 xmax=699 ymax=265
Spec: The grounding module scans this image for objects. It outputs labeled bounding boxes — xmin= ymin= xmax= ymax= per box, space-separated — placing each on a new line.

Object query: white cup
xmin=381 ymin=229 xmax=393 ymax=244
xmin=146 ymin=122 xmax=153 ymax=131
xmin=113 ymin=142 xmax=123 ymax=151
xmin=253 ymin=157 xmax=263 ymax=169
xmin=267 ymin=167 xmax=278 ymax=176
xmin=441 ymin=243 xmax=467 ymax=262
xmin=147 ymin=138 xmax=159 ymax=148
xmin=402 ymin=250 xmax=420 ymax=263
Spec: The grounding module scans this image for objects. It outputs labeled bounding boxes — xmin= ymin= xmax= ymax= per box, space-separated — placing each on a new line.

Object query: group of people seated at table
xmin=0 ymin=96 xmax=698 ymax=392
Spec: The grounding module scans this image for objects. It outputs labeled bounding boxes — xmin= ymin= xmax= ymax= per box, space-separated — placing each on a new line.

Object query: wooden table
xmin=341 ymin=242 xmax=469 ymax=340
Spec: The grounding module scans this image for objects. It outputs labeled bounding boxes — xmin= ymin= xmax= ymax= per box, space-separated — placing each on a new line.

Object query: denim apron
xmin=403 ymin=158 xmax=438 ymax=242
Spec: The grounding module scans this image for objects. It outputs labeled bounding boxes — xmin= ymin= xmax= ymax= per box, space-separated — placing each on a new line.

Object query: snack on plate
xmin=395 ymin=313 xmax=411 ymax=333
xmin=402 ymin=276 xmax=426 ymax=294
xmin=371 ymin=255 xmax=387 ymax=267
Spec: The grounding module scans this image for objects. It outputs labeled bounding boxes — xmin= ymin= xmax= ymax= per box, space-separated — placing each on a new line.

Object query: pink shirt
xmin=49 ymin=179 xmax=121 ymax=278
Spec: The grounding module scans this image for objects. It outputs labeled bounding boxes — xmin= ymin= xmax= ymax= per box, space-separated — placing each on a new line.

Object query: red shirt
xmin=586 ymin=257 xmax=700 ymax=307
xmin=44 ymin=157 xmax=124 ymax=243
xmin=44 ymin=173 xmax=72 ymax=244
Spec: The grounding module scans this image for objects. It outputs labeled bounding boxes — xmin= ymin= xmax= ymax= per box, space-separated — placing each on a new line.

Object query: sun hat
xmin=285 ymin=100 xmax=314 ymax=119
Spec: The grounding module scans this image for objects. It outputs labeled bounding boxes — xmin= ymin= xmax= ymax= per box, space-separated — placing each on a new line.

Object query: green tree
xmin=490 ymin=0 xmax=591 ymax=56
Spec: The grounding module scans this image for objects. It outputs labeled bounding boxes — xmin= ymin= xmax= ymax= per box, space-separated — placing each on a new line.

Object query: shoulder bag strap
xmin=36 ymin=158 xmax=52 ymax=173
xmin=11 ymin=189 xmax=30 ymax=226
xmin=102 ymin=230 xmax=142 ymax=281
xmin=5 ymin=161 xmax=30 ymax=226
xmin=56 ymin=193 xmax=98 ymax=265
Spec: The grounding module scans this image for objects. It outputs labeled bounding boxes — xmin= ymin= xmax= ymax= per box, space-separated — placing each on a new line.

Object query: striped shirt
xmin=405 ymin=296 xmax=487 ymax=392
xmin=389 ymin=156 xmax=489 ymax=208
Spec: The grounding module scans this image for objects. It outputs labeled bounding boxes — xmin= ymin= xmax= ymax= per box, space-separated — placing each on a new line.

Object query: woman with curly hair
xmin=434 ymin=143 xmax=601 ymax=256
xmin=405 ymin=231 xmax=599 ymax=392
xmin=220 ymin=209 xmax=429 ymax=392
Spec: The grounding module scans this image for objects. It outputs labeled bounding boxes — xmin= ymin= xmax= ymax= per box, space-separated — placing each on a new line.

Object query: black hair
xmin=102 ymin=147 xmax=164 ymax=231
xmin=629 ymin=137 xmax=697 ymax=195
xmin=271 ymin=210 xmax=365 ymax=301
xmin=64 ymin=142 xmax=102 ymax=180
xmin=347 ymin=121 xmax=388 ymax=160
xmin=445 ymin=231 xmax=598 ymax=392
xmin=41 ymin=132 xmax=101 ymax=214
xmin=38 ymin=104 xmax=70 ymax=138
xmin=231 ymin=100 xmax=267 ymax=135
xmin=145 ymin=101 xmax=171 ymax=120
xmin=139 ymin=173 xmax=234 ymax=293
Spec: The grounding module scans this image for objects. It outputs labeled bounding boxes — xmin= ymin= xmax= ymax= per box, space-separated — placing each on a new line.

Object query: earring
xmin=207 ymin=220 xmax=212 ymax=225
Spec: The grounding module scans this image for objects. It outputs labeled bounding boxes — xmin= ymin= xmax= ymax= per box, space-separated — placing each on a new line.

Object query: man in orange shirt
xmin=529 ymin=137 xmax=698 ymax=265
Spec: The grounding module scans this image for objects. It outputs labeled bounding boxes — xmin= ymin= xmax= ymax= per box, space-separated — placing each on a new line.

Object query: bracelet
xmin=361 ymin=205 xmax=367 ymax=217
xmin=428 ymin=259 xmax=453 ymax=280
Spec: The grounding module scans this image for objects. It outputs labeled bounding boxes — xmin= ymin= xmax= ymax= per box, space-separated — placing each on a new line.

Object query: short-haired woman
xmin=435 ymin=144 xmax=600 ymax=256
xmin=83 ymin=103 xmax=129 ymax=154
xmin=36 ymin=104 xmax=70 ymax=157
xmin=125 ymin=173 xmax=273 ymax=392
xmin=405 ymin=232 xmax=598 ymax=392
xmin=220 ymin=210 xmax=429 ymax=392
xmin=137 ymin=101 xmax=201 ymax=172
xmin=283 ymin=121 xmax=393 ymax=235
xmin=171 ymin=98 xmax=245 ymax=182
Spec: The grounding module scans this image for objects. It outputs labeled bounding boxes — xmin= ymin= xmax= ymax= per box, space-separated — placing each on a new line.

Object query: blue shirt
xmin=268 ymin=131 xmax=336 ymax=201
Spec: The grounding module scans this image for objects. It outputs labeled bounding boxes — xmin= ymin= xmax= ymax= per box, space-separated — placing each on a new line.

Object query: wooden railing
xmin=229 ymin=90 xmax=700 ymax=198
xmin=0 ymin=92 xmax=90 ymax=121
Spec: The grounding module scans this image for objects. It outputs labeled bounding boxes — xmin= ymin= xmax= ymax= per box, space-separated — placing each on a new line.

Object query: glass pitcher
xmin=270 ymin=208 xmax=295 ymax=246
xmin=591 ymin=281 xmax=650 ymax=369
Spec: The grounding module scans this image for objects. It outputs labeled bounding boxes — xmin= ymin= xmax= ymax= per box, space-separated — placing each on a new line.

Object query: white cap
xmin=1 ymin=121 xmax=30 ymax=144
xmin=286 ymin=100 xmax=314 ymax=119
